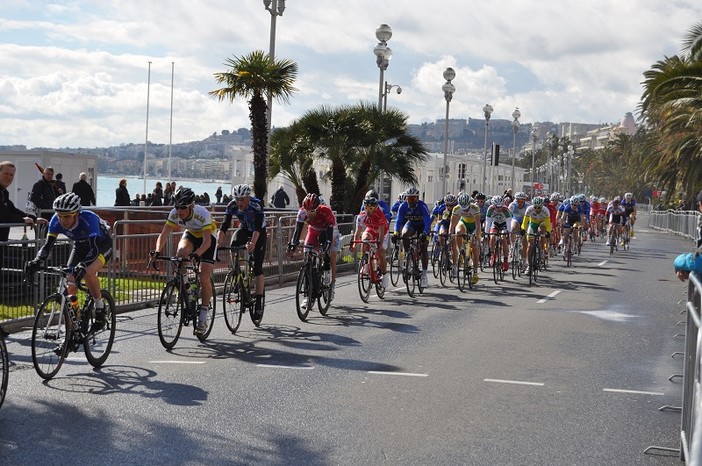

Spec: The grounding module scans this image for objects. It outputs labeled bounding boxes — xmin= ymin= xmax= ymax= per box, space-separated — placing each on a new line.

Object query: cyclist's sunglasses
xmin=175 ymin=205 xmax=189 ymax=210
xmin=57 ymin=212 xmax=77 ymax=219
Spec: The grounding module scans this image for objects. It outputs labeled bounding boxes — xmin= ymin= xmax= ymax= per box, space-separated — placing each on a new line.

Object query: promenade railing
xmin=649 ymin=209 xmax=701 ymax=242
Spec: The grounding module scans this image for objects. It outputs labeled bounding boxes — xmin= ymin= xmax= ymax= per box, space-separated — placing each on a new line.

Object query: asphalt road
xmin=0 ymin=217 xmax=693 ymax=465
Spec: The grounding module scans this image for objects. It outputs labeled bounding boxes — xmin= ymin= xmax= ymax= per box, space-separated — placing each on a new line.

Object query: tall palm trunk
xmin=250 ymin=94 xmax=269 ymax=200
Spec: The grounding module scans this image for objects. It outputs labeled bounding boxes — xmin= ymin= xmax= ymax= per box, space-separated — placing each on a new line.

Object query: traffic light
xmin=492 ymin=143 xmax=500 ymax=166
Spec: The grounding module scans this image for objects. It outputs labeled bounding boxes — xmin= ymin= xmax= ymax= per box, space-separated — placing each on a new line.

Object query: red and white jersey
xmin=296 ymin=204 xmax=337 ymax=231
xmin=356 ymin=207 xmax=389 ymax=234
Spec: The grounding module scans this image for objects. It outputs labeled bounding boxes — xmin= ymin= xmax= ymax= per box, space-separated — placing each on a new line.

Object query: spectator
xmin=202 ymin=192 xmax=211 ymax=205
xmin=146 ymin=193 xmax=154 ymax=206
xmin=30 ymin=166 xmax=57 ymax=221
xmin=54 ymin=173 xmax=66 ymax=195
xmin=151 ymin=182 xmax=164 ymax=206
xmin=131 ymin=193 xmax=141 ymax=206
xmin=163 ymin=182 xmax=173 ymax=206
xmin=0 ymin=161 xmax=46 ymax=241
xmin=674 ymin=252 xmax=702 ymax=282
xmin=271 ymin=185 xmax=290 ymax=208
xmin=140 ymin=194 xmax=147 ymax=206
xmin=114 ymin=179 xmax=131 ymax=206
xmin=216 ymin=186 xmax=223 ymax=204
xmin=71 ymin=172 xmax=96 ymax=206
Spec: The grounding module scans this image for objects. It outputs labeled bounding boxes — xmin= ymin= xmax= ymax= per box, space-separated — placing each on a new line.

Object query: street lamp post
xmin=374 ymin=24 xmax=393 ymax=110
xmin=481 ymin=104 xmax=493 ymax=193
xmin=566 ymin=144 xmax=574 ymax=196
xmin=262 ymin=0 xmax=286 ymax=136
xmin=441 ymin=68 xmax=456 ymax=198
xmin=530 ymin=127 xmax=538 ymax=196
xmin=383 ymin=82 xmax=402 ymax=111
xmin=511 ymin=107 xmax=520 ymax=191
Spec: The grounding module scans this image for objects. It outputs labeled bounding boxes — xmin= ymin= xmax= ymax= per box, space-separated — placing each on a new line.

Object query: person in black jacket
xmin=54 ymin=173 xmax=66 ymax=195
xmin=0 ymin=161 xmax=46 ymax=241
xmin=114 ymin=178 xmax=131 ymax=206
xmin=271 ymin=185 xmax=290 ymax=208
xmin=30 ymin=166 xmax=57 ymax=221
xmin=71 ymin=172 xmax=96 ymax=206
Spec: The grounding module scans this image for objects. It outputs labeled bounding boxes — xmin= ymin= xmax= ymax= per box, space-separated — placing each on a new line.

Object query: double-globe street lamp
xmin=262 ymin=0 xmax=286 ymax=137
xmin=481 ymin=104 xmax=493 ymax=194
xmin=511 ymin=107 xmax=521 ymax=192
xmin=441 ymin=68 xmax=456 ymax=197
xmin=374 ymin=24 xmax=393 ymax=110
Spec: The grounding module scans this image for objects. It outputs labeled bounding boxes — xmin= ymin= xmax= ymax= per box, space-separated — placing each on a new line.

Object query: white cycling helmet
xmin=457 ymin=193 xmax=471 ymax=208
xmin=492 ymin=195 xmax=504 ymax=206
xmin=405 ymin=187 xmax=420 ymax=197
xmin=53 ymin=192 xmax=82 ymax=213
xmin=232 ymin=184 xmax=251 ymax=198
xmin=515 ymin=191 xmax=527 ymax=200
xmin=532 ymin=196 xmax=545 ymax=206
xmin=624 ymin=192 xmax=633 ymax=199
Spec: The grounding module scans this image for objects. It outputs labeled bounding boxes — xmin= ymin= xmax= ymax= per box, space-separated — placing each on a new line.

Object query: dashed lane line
xmin=602 ymin=388 xmax=665 ymax=396
xmin=368 ymin=371 xmax=429 ymax=377
xmin=257 ymin=364 xmax=314 ymax=370
xmin=484 ymin=378 xmax=545 ymax=387
xmin=598 ymin=260 xmax=608 ymax=266
xmin=537 ymin=290 xmax=561 ymax=304
xmin=149 ymin=360 xmax=206 ymax=364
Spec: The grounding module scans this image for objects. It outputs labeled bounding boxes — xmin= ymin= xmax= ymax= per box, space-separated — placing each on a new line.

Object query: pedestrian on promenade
xmin=163 ymin=182 xmax=173 ymax=206
xmin=114 ymin=179 xmax=131 ymax=206
xmin=0 ymin=161 xmax=47 ymax=241
xmin=151 ymin=182 xmax=164 ymax=206
xmin=30 ymin=166 xmax=57 ymax=221
xmin=216 ymin=186 xmax=223 ymax=204
xmin=271 ymin=185 xmax=290 ymax=208
xmin=71 ymin=172 xmax=96 ymax=206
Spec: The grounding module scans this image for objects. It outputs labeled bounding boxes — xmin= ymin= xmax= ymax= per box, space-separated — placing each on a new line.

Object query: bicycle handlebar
xmin=25 ymin=264 xmax=89 ymax=292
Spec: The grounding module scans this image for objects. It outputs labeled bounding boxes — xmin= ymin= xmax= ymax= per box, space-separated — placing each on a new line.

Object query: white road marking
xmin=537 ymin=290 xmax=561 ymax=303
xmin=257 ymin=364 xmax=314 ymax=370
xmin=603 ymin=388 xmax=665 ymax=396
xmin=368 ymin=371 xmax=428 ymax=377
xmin=598 ymin=260 xmax=608 ymax=266
xmin=149 ymin=360 xmax=206 ymax=364
xmin=484 ymin=378 xmax=544 ymax=387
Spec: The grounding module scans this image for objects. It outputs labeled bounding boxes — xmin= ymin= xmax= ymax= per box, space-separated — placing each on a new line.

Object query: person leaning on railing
xmin=0 ymin=161 xmax=47 ymax=241
xmin=674 ymin=251 xmax=702 ymax=282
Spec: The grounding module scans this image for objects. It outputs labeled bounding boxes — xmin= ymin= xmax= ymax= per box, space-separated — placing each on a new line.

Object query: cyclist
xmin=559 ymin=196 xmax=585 ymax=258
xmin=289 ymin=193 xmax=340 ymax=303
xmin=547 ymin=193 xmax=561 ymax=254
xmin=437 ymin=194 xmax=458 ymax=255
xmin=217 ymin=184 xmax=266 ymax=320
xmin=393 ymin=187 xmax=432 ymax=288
xmin=430 ymin=194 xmax=450 ymax=260
xmin=605 ymin=196 xmax=626 ymax=246
xmin=485 ymin=195 xmax=512 ymax=271
xmin=391 ymin=192 xmax=405 ymax=215
xmin=622 ymin=192 xmax=637 ymax=238
xmin=508 ymin=192 xmax=530 ymax=261
xmin=152 ymin=187 xmax=216 ymax=335
xmin=27 ymin=192 xmax=112 ymax=333
xmin=351 ymin=195 xmax=390 ymax=288
xmin=448 ymin=192 xmax=481 ymax=284
xmin=521 ymin=196 xmax=552 ymax=273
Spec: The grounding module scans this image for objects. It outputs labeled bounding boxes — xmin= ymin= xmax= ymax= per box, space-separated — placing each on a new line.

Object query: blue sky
xmin=1 ymin=0 xmax=701 ymax=148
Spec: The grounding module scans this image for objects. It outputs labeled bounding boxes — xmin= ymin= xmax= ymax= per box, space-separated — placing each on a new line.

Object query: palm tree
xmin=210 ymin=50 xmax=298 ymax=200
xmin=269 ymin=102 xmax=428 ymax=213
xmin=638 ymin=22 xmax=702 ymax=203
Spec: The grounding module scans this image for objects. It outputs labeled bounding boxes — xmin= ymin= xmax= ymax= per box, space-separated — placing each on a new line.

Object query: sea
xmin=96 ymin=176 xmax=231 ymax=207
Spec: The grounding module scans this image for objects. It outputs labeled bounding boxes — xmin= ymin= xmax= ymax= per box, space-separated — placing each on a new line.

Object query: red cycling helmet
xmin=302 ymin=193 xmax=321 ymax=210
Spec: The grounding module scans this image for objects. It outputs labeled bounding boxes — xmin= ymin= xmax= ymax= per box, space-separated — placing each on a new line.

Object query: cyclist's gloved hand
xmin=391 ymin=234 xmax=399 ymax=244
xmin=72 ymin=262 xmax=87 ymax=281
xmin=149 ymin=249 xmax=158 ymax=257
xmin=519 ymin=229 xmax=526 ymax=236
xmin=26 ymin=258 xmax=42 ymax=272
xmin=545 ymin=232 xmax=551 ymax=239
xmin=287 ymin=242 xmax=298 ymax=252
xmin=189 ymin=253 xmax=201 ymax=262
xmin=323 ymin=240 xmax=331 ymax=252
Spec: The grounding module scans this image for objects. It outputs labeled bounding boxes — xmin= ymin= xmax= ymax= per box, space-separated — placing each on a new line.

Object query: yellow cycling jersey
xmin=521 ymin=205 xmax=552 ymax=233
xmin=446 ymin=203 xmax=480 ymax=223
xmin=166 ymin=204 xmax=217 ymax=238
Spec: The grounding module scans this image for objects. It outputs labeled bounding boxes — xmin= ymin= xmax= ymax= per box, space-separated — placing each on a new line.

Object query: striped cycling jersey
xmin=521 ymin=205 xmax=552 ymax=233
xmin=165 ymin=204 xmax=217 ymax=237
xmin=446 ymin=203 xmax=480 ymax=224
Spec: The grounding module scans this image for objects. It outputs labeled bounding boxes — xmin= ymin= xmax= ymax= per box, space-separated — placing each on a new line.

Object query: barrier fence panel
xmin=682 ymin=272 xmax=702 ymax=463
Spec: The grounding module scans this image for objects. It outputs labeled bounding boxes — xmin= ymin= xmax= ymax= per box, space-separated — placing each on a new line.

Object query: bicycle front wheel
xmin=158 ymin=282 xmax=184 ymax=350
xmin=357 ymin=254 xmax=372 ymax=303
xmin=431 ymin=241 xmax=440 ymax=279
xmin=31 ymin=294 xmax=67 ymax=380
xmin=318 ymin=275 xmax=332 ymax=316
xmin=0 ymin=334 xmax=8 ymax=409
xmin=457 ymin=250 xmax=468 ymax=292
xmin=438 ymin=248 xmax=450 ymax=287
xmin=389 ymin=245 xmax=401 ymax=287
xmin=195 ymin=277 xmax=217 ymax=342
xmin=295 ymin=266 xmax=312 ymax=321
xmin=405 ymin=251 xmax=416 ymax=297
xmin=222 ymin=271 xmax=243 ymax=333
xmin=84 ymin=290 xmax=116 ymax=368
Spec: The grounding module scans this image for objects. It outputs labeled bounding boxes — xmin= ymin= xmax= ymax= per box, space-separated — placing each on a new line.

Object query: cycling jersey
xmin=448 ymin=203 xmax=481 ymax=235
xmin=166 ymin=204 xmax=217 ymax=238
xmin=560 ymin=203 xmax=585 ymax=228
xmin=521 ymin=205 xmax=552 ymax=235
xmin=359 ymin=199 xmax=392 ymax=222
xmin=508 ymin=200 xmax=530 ymax=224
xmin=39 ymin=210 xmax=112 ymax=269
xmin=295 ymin=204 xmax=340 ymax=253
xmin=607 ymin=202 xmax=626 ymax=224
xmin=621 ymin=198 xmax=636 ymax=217
xmin=485 ymin=205 xmax=513 ymax=233
xmin=356 ymin=207 xmax=389 ymax=240
xmin=395 ymin=200 xmax=432 ymax=235
xmin=220 ymin=196 xmax=266 ymax=233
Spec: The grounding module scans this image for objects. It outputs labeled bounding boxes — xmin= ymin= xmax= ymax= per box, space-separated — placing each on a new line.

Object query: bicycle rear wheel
xmin=492 ymin=242 xmax=501 ymax=284
xmin=511 ymin=244 xmax=519 ymax=280
xmin=431 ymin=241 xmax=440 ymax=279
xmin=158 ymin=282 xmax=184 ymax=350
xmin=295 ymin=266 xmax=312 ymax=321
xmin=195 ymin=277 xmax=217 ymax=342
xmin=0 ymin=333 xmax=7 ymax=409
xmin=31 ymin=294 xmax=67 ymax=380
xmin=405 ymin=251 xmax=416 ymax=297
xmin=357 ymin=254 xmax=372 ymax=303
xmin=457 ymin=250 xmax=468 ymax=292
xmin=389 ymin=246 xmax=401 ymax=287
xmin=438 ymin=248 xmax=450 ymax=287
xmin=84 ymin=290 xmax=116 ymax=368
xmin=222 ymin=271 xmax=243 ymax=333
xmin=318 ymin=276 xmax=332 ymax=316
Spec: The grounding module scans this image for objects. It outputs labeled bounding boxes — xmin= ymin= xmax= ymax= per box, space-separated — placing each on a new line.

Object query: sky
xmin=1 ymin=0 xmax=701 ymax=149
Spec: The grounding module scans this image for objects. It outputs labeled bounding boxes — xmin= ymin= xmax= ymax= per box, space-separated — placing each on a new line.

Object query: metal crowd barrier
xmin=0 ymin=209 xmax=358 ymax=331
xmin=649 ymin=209 xmax=701 ymax=242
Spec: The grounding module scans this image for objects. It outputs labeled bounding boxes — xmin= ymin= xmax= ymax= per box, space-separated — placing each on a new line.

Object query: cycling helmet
xmin=624 ymin=192 xmax=633 ymax=199
xmin=613 ymin=196 xmax=621 ymax=203
xmin=590 ymin=196 xmax=597 ymax=202
xmin=302 ymin=193 xmax=321 ymax=210
xmin=577 ymin=194 xmax=586 ymax=202
xmin=474 ymin=192 xmax=487 ymax=201
xmin=318 ymin=195 xmax=326 ymax=205
xmin=599 ymin=197 xmax=606 ymax=203
xmin=532 ymin=196 xmax=545 ymax=206
xmin=570 ymin=195 xmax=579 ymax=204
xmin=444 ymin=194 xmax=458 ymax=205
xmin=457 ymin=193 xmax=471 ymax=208
xmin=550 ymin=193 xmax=559 ymax=201
xmin=405 ymin=187 xmax=420 ymax=197
xmin=232 ymin=184 xmax=251 ymax=198
xmin=366 ymin=189 xmax=379 ymax=199
xmin=363 ymin=196 xmax=378 ymax=206
xmin=563 ymin=198 xmax=571 ymax=206
xmin=53 ymin=192 xmax=82 ymax=213
xmin=492 ymin=195 xmax=504 ymax=206
xmin=173 ymin=187 xmax=195 ymax=206
xmin=515 ymin=191 xmax=527 ymax=200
